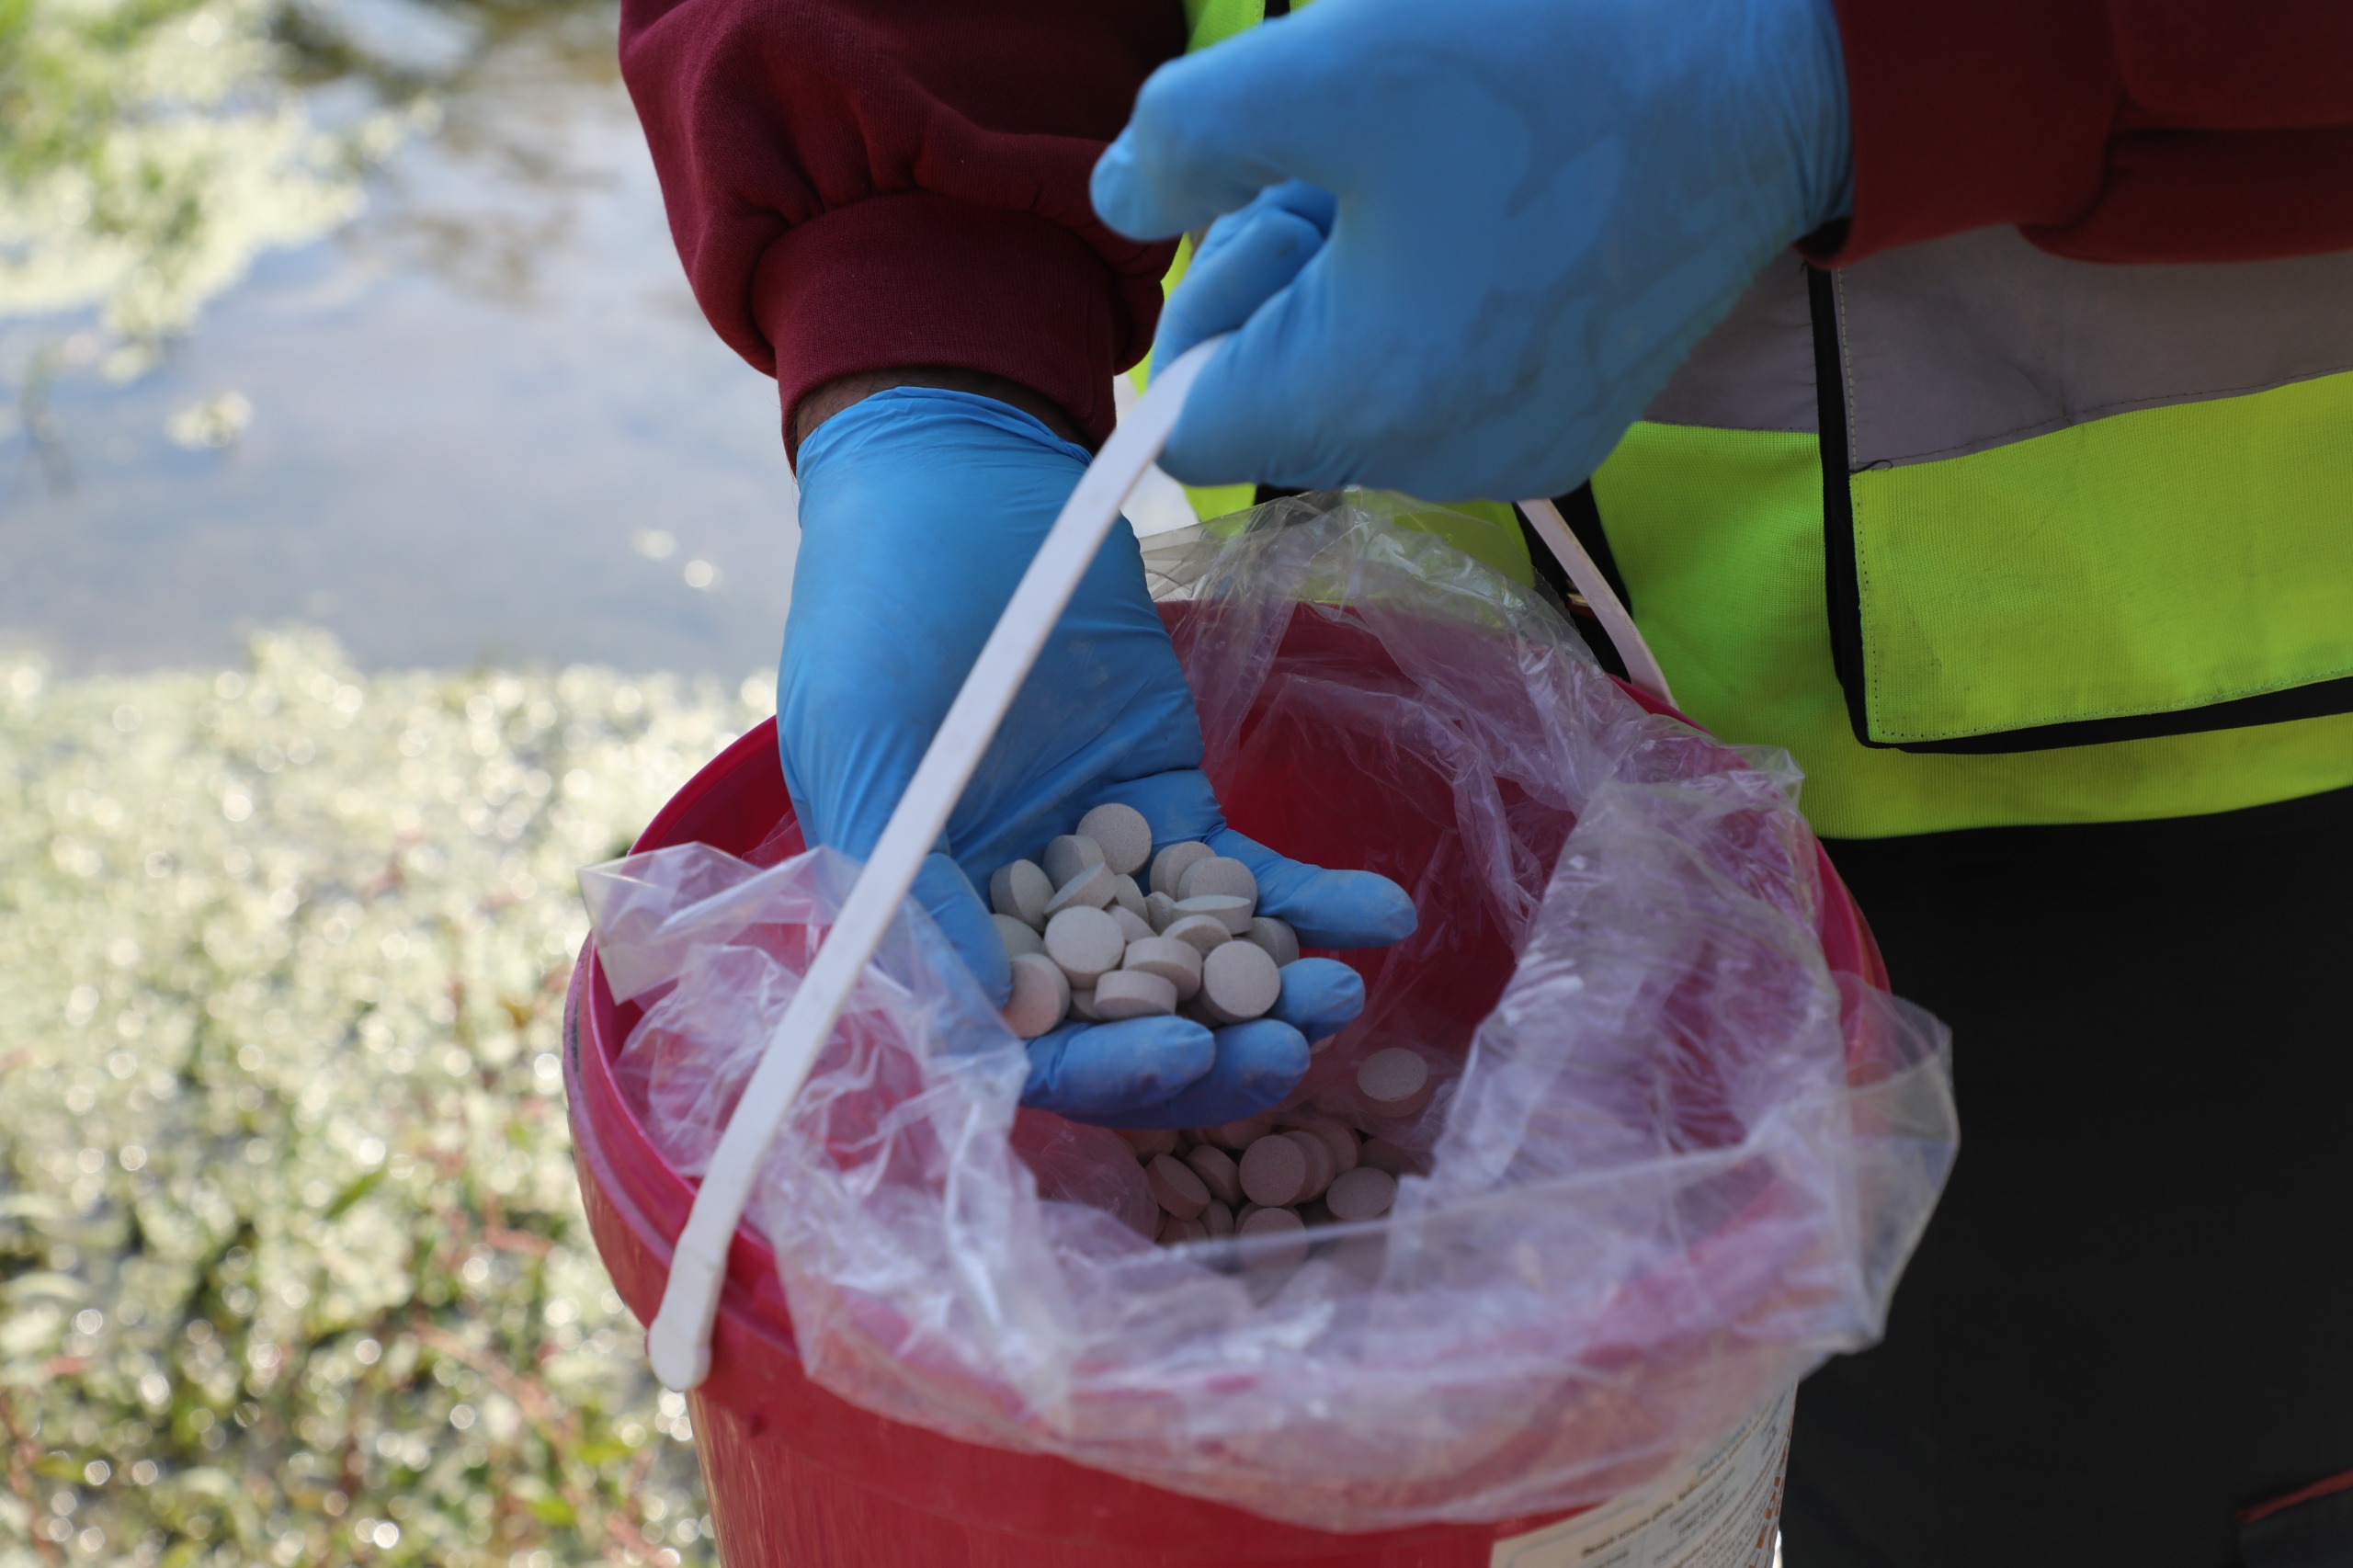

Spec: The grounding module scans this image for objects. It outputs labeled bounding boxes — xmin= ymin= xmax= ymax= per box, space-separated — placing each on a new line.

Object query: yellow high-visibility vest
xmin=1163 ymin=5 xmax=2353 ymax=838
xmin=1597 ymin=232 xmax=2353 ymax=837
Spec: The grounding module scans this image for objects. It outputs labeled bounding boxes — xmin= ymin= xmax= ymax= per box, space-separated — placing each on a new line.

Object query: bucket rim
xmin=567 ymin=665 xmax=1889 ymax=1363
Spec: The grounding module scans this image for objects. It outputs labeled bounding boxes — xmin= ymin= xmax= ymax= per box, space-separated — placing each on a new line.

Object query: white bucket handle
xmin=642 ymin=341 xmax=1670 ymax=1389
xmin=1518 ymin=496 xmax=1675 ymax=710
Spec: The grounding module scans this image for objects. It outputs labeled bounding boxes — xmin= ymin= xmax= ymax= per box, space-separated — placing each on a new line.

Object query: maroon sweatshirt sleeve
xmin=618 ymin=0 xmax=1184 ymax=449
xmin=1826 ymin=0 xmax=2353 ymax=264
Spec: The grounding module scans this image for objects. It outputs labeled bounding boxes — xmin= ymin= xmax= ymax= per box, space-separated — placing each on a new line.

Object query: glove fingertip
xmin=1097 ymin=1019 xmax=1309 ymax=1130
xmin=1093 ymin=56 xmax=1277 ymax=243
xmin=1203 ymin=833 xmax=1417 ymax=950
xmin=1156 ymin=329 xmax=1276 ymax=488
xmin=1351 ymin=875 xmax=1421 ymax=946
xmin=1021 ymin=1018 xmax=1216 ymax=1120
xmin=1249 ymin=876 xmax=1419 ymax=953
xmin=1270 ymin=957 xmax=1366 ymax=1042
xmin=1155 ymin=207 xmax=1331 ymax=387
xmin=1088 ymin=136 xmax=1153 ymax=238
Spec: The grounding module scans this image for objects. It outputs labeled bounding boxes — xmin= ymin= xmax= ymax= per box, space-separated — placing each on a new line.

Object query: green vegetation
xmin=0 ymin=0 xmax=386 ymax=377
xmin=0 ymin=631 xmax=767 ymax=1565
xmin=0 ymin=0 xmax=604 ymax=379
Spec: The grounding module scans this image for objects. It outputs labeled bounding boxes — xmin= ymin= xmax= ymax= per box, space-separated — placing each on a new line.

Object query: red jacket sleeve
xmin=618 ymin=0 xmax=1184 ymax=449
xmin=1827 ymin=0 xmax=2353 ymax=264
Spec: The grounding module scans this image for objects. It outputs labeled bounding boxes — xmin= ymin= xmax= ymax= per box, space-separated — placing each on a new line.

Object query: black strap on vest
xmin=1518 ymin=487 xmax=1632 ymax=681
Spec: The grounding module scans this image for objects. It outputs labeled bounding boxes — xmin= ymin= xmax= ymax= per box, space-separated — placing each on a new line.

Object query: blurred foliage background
xmin=0 ymin=0 xmax=616 ymax=369
xmin=0 ymin=0 xmax=784 ymax=1560
xmin=5 ymin=0 xmax=422 ymax=381
xmin=1 ymin=633 xmax=762 ymax=1566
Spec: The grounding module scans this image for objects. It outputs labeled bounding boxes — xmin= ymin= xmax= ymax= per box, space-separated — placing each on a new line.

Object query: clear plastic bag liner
xmin=581 ymin=493 xmax=1957 ymax=1530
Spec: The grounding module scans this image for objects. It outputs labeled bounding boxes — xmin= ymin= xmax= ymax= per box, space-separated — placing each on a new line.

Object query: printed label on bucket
xmin=1490 ymin=1389 xmax=1790 ymax=1568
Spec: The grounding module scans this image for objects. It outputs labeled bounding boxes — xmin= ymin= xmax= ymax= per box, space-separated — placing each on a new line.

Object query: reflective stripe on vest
xmin=1597 ymin=230 xmax=2353 ymax=838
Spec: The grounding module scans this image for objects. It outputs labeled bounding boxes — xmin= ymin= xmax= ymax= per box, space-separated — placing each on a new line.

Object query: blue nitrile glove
xmin=1088 ymin=0 xmax=1852 ymax=501
xmin=782 ymin=388 xmax=1416 ymax=1127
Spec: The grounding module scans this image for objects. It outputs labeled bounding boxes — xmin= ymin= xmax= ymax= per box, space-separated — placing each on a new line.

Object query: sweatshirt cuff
xmin=1810 ymin=0 xmax=2121 ymax=264
xmin=755 ymin=191 xmax=1132 ymax=452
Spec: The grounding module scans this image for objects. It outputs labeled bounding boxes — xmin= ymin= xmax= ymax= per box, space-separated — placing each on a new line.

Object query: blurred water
xmin=0 ymin=4 xmax=799 ymax=679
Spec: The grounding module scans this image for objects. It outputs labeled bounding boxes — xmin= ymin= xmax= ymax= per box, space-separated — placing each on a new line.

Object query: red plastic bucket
xmin=563 ymin=607 xmax=1885 ymax=1566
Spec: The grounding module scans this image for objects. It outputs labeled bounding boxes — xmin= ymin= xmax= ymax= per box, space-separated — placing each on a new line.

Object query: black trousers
xmin=1784 ymin=786 xmax=2353 ymax=1567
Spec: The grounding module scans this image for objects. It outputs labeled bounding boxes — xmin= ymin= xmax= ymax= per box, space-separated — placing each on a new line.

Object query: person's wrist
xmin=788 ymin=369 xmax=1089 ymax=466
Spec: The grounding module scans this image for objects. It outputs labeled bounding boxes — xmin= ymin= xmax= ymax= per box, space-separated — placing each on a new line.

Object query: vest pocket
xmin=1808 ymin=267 xmax=2353 ymax=756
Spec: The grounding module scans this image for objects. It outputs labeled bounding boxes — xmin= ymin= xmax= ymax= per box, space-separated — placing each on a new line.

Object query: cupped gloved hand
xmin=1089 ymin=0 xmax=1852 ymax=502
xmin=782 ymin=387 xmax=1415 ymax=1127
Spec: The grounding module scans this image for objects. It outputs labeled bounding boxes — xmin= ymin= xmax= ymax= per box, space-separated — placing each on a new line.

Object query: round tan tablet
xmin=1110 ymin=904 xmax=1156 ymax=945
xmin=1325 ymin=1165 xmax=1397 ymax=1222
xmin=1234 ymin=1201 xmax=1263 ymax=1226
xmin=1238 ymin=1133 xmax=1309 ymax=1207
xmin=989 ymin=859 xmax=1051 ymax=929
xmin=1284 ymin=1129 xmax=1335 ymax=1200
xmin=1045 ymin=862 xmax=1116 ymax=916
xmin=1076 ymin=803 xmax=1154 ymax=877
xmin=1119 ymin=1128 xmax=1180 ymax=1161
xmin=1244 ymin=915 xmax=1301 ymax=967
xmin=1310 ymin=1033 xmax=1337 ymax=1055
xmin=1239 ymin=1204 xmax=1304 ymax=1235
xmin=1182 ymin=1143 xmax=1243 ymax=1207
xmin=1068 ymin=987 xmax=1104 ymax=1022
xmin=1094 ymin=969 xmax=1177 ymax=1020
xmin=1205 ymin=1116 xmax=1273 ymax=1151
xmin=1162 ymin=914 xmax=1232 ymax=957
xmin=1146 ymin=1152 xmax=1211 ymax=1220
xmin=1001 ymin=953 xmax=1070 ymax=1039
xmin=1044 ymin=905 xmax=1123 ymax=986
xmin=1200 ymin=940 xmax=1281 ymax=1024
xmin=1358 ymin=1137 xmax=1420 ymax=1176
xmin=1110 ymin=873 xmax=1148 ymax=918
xmin=1144 ymin=891 xmax=1182 ymax=933
xmin=1178 ymin=855 xmax=1258 ymax=906
xmin=1281 ymin=1112 xmax=1359 ymax=1175
xmin=994 ymin=913 xmax=1046 ymax=960
xmin=1326 ymin=1158 xmax=1392 ymax=1224
xmin=1156 ymin=1212 xmax=1208 ymax=1244
xmin=1175 ymin=893 xmax=1255 ymax=936
xmin=1200 ymin=1199 xmax=1234 ymax=1238
xmin=1042 ymin=834 xmax=1106 ymax=888
xmin=1149 ymin=840 xmax=1214 ymax=900
xmin=1237 ymin=1204 xmax=1307 ymax=1265
xmin=1357 ymin=1047 xmax=1431 ymax=1117
xmin=1122 ymin=936 xmax=1203 ymax=1001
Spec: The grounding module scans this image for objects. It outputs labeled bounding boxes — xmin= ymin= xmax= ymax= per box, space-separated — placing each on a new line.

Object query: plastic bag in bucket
xmin=580 ymin=492 xmax=1957 ymax=1531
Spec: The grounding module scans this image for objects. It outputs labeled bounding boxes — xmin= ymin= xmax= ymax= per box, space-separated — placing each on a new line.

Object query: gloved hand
xmin=1088 ymin=0 xmax=1852 ymax=502
xmin=783 ymin=387 xmax=1416 ymax=1127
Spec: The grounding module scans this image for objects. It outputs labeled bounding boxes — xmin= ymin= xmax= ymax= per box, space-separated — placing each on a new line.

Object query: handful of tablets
xmin=1117 ymin=1045 xmax=1435 ymax=1249
xmin=988 ymin=805 xmax=1441 ymax=1254
xmin=988 ymin=803 xmax=1302 ymax=1036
